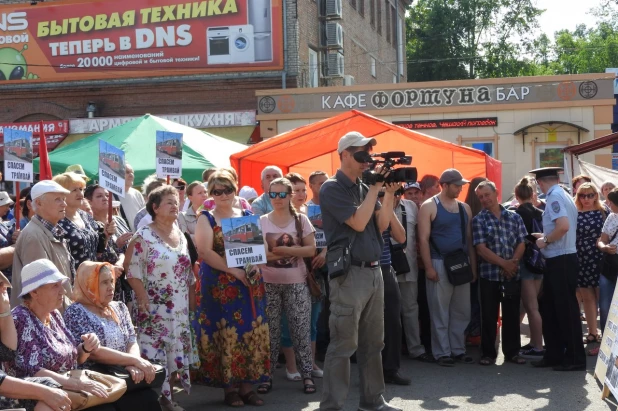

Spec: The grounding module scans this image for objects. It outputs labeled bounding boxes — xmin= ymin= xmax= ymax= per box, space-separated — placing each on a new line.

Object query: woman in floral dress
xmin=575 ymin=183 xmax=606 ymax=346
xmin=126 ymin=185 xmax=196 ymax=411
xmin=194 ymin=170 xmax=270 ymax=407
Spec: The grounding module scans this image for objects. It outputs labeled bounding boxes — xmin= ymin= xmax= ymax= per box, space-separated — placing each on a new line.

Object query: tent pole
xmin=570 ymin=153 xmax=575 ymax=179
xmin=14 ymin=182 xmax=20 ymax=231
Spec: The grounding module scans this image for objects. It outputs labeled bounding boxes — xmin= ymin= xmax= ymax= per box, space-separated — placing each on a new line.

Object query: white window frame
xmin=308 ymin=48 xmax=319 ymax=88
xmin=370 ymin=56 xmax=377 ymax=78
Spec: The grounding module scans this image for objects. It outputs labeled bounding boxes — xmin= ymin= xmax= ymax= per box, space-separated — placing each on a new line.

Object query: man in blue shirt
xmin=251 ymin=165 xmax=282 ymax=216
xmin=472 ymin=180 xmax=527 ymax=365
xmin=529 ymin=167 xmax=585 ymax=371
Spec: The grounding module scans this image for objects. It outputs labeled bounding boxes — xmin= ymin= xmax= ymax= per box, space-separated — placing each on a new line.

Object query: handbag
xmin=62 ymin=369 xmax=127 ymax=410
xmin=523 ymin=217 xmax=545 ymax=275
xmin=430 ymin=201 xmax=473 ymax=286
xmin=90 ymin=363 xmax=166 ymax=393
xmin=602 ymin=228 xmax=618 ymax=282
xmin=389 ymin=204 xmax=411 ymax=275
xmin=295 ymin=215 xmax=322 ymax=297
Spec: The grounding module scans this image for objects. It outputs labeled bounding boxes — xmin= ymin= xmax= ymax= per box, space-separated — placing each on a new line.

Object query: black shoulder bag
xmin=430 ymin=201 xmax=473 ymax=286
xmin=326 ymin=181 xmax=362 ymax=280
xmin=390 ymin=204 xmax=411 ymax=275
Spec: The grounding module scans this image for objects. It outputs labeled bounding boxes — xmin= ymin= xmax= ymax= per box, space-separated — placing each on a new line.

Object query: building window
xmin=385 ymin=3 xmax=390 ymax=43
xmin=371 ymin=56 xmax=377 ymax=78
xmin=359 ymin=0 xmax=365 ymax=16
xmin=370 ymin=0 xmax=375 ymax=27
xmin=350 ymin=0 xmax=356 ymax=9
xmin=391 ymin=4 xmax=397 ymax=49
xmin=457 ymin=135 xmax=500 ymax=159
xmin=377 ymin=0 xmax=382 ymax=34
xmin=308 ymin=48 xmax=319 ymax=88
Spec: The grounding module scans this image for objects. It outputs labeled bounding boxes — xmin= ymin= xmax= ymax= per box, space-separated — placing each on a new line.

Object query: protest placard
xmin=98 ymin=140 xmax=126 ymax=197
xmin=156 ymin=131 xmax=183 ymax=179
xmin=4 ymin=129 xmax=33 ymax=183
xmin=307 ymin=204 xmax=326 ymax=248
xmin=222 ymin=215 xmax=266 ymax=268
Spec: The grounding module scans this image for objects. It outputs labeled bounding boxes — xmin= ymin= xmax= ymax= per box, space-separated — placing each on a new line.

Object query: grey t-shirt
xmin=319 ymin=170 xmax=383 ymax=262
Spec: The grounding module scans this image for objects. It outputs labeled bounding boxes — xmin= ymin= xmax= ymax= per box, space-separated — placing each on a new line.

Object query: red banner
xmin=0 ymin=0 xmax=283 ymax=83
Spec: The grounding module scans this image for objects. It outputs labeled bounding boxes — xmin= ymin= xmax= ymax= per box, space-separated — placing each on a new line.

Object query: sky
xmin=536 ymin=0 xmax=603 ymax=37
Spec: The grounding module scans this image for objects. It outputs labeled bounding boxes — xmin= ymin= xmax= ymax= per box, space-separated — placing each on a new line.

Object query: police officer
xmin=319 ymin=131 xmax=401 ymax=411
xmin=529 ymin=167 xmax=586 ymax=371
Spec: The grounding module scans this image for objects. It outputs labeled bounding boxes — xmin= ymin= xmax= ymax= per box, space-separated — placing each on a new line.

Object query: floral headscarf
xmin=73 ymin=261 xmax=119 ymax=324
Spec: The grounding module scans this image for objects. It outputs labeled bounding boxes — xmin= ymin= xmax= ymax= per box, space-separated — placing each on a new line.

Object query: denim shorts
xmin=520 ymin=261 xmax=543 ymax=281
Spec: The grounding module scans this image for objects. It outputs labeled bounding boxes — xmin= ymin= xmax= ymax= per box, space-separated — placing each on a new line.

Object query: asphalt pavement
xmin=176 ymin=323 xmax=617 ymax=411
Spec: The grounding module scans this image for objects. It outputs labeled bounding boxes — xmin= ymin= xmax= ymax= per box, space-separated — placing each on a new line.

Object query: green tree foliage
xmin=406 ymin=0 xmax=618 ymax=80
xmin=406 ymin=0 xmax=543 ymax=81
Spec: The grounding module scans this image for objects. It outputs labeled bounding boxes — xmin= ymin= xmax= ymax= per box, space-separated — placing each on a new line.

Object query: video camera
xmin=353 ymin=151 xmax=418 ymax=186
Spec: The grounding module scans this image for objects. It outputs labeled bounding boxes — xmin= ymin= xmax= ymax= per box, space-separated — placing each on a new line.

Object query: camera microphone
xmin=372 ymin=151 xmax=406 ymax=158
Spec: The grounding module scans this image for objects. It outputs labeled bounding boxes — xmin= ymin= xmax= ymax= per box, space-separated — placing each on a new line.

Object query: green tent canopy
xmin=34 ymin=114 xmax=247 ymax=186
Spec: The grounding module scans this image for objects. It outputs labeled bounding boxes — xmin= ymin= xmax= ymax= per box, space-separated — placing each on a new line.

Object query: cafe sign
xmin=257 ymin=79 xmax=614 ymax=115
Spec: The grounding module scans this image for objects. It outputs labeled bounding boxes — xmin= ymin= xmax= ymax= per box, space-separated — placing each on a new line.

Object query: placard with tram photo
xmin=156 ymin=130 xmax=183 ymax=179
xmin=221 ymin=215 xmax=266 ymax=268
xmin=98 ymin=140 xmax=126 ymax=198
xmin=4 ymin=129 xmax=33 ymax=183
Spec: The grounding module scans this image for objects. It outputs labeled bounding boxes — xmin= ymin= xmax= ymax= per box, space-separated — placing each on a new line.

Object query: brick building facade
xmin=0 ymin=0 xmax=410 ymax=140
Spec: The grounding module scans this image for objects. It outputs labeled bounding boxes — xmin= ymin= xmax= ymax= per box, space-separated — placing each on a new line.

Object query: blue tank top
xmin=429 ymin=197 xmax=468 ymax=259
xmin=380 ymin=230 xmax=391 ymax=266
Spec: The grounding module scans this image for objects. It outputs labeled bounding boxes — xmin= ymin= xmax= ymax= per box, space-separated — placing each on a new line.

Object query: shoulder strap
xmin=458 ymin=202 xmax=467 ymax=247
xmin=203 ymin=211 xmax=216 ymax=229
xmin=610 ymin=226 xmax=618 ymax=243
xmin=113 ymin=193 xmax=129 ymax=227
xmin=294 ymin=214 xmax=303 ymax=243
xmin=332 ymin=177 xmax=360 ymax=248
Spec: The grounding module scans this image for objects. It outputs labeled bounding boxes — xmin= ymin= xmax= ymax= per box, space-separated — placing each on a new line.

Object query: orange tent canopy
xmin=231 ymin=110 xmax=502 ymax=198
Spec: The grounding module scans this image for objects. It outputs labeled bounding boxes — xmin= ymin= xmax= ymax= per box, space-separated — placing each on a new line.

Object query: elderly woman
xmin=178 ymin=181 xmax=208 ymax=239
xmin=602 ymin=181 xmax=616 ymax=208
xmin=126 ymin=185 xmax=195 ymax=411
xmin=85 ymin=184 xmax=133 ymax=303
xmin=53 ymin=172 xmax=116 ymax=271
xmin=10 ymin=259 xmax=123 ymax=410
xmin=0 ymin=270 xmax=72 ymax=411
xmin=194 ymin=170 xmax=270 ymax=407
xmin=260 ymin=177 xmax=316 ymax=394
xmin=64 ymin=261 xmax=159 ymax=408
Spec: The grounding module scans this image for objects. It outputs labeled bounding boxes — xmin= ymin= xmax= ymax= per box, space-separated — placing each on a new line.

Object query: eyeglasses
xmin=579 ymin=193 xmax=596 ymax=199
xmin=212 ymin=187 xmax=234 ymax=196
xmin=173 ymin=185 xmax=186 ymax=191
xmin=268 ymin=191 xmax=289 ymax=199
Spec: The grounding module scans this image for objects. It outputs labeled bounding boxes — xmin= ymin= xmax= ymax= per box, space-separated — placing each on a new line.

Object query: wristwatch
xmin=543 ymin=236 xmax=550 ymax=244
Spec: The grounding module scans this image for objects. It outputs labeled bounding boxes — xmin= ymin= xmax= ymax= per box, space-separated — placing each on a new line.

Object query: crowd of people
xmin=0 ymin=131 xmax=612 ymax=411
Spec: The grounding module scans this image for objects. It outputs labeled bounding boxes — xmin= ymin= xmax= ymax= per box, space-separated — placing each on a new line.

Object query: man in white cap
xmin=402 ymin=181 xmax=422 ymax=208
xmin=319 ymin=131 xmax=401 ymax=411
xmin=417 ymin=168 xmax=477 ymax=366
xmin=11 ymin=180 xmax=73 ymax=307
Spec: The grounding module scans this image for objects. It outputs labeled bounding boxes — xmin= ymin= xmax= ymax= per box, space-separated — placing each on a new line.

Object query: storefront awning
xmin=513 ymin=121 xmax=589 ymax=135
xmin=563 ymin=131 xmax=618 ymax=156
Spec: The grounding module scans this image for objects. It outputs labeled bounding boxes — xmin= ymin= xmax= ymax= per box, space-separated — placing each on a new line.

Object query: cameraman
xmin=319 ymin=132 xmax=401 ymax=411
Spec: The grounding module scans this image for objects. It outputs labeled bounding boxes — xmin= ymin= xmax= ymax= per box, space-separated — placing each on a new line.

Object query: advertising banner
xmin=4 ymin=128 xmax=33 ymax=182
xmin=257 ymin=78 xmax=614 ymax=115
xmin=156 ymin=130 xmax=182 ymax=178
xmin=222 ymin=215 xmax=266 ymax=267
xmin=0 ymin=0 xmax=282 ymax=83
xmin=98 ymin=139 xmax=125 ymax=197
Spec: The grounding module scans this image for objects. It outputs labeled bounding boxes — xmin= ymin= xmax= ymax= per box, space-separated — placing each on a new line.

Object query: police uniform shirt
xmin=319 ymin=170 xmax=383 ymax=262
xmin=541 ymin=183 xmax=577 ymax=258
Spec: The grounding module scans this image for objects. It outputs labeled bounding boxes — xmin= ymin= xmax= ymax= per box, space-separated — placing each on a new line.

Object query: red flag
xmin=38 ymin=120 xmax=52 ymax=180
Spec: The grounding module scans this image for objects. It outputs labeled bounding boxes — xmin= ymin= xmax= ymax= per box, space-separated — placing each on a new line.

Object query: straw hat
xmin=19 ymin=259 xmax=68 ymax=298
xmin=65 ymin=164 xmax=90 ymax=182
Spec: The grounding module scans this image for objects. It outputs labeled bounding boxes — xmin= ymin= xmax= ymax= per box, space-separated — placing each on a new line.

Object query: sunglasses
xmin=173 ymin=185 xmax=186 ymax=191
xmin=212 ymin=187 xmax=234 ymax=196
xmin=579 ymin=193 xmax=596 ymax=199
xmin=268 ymin=191 xmax=289 ymax=199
